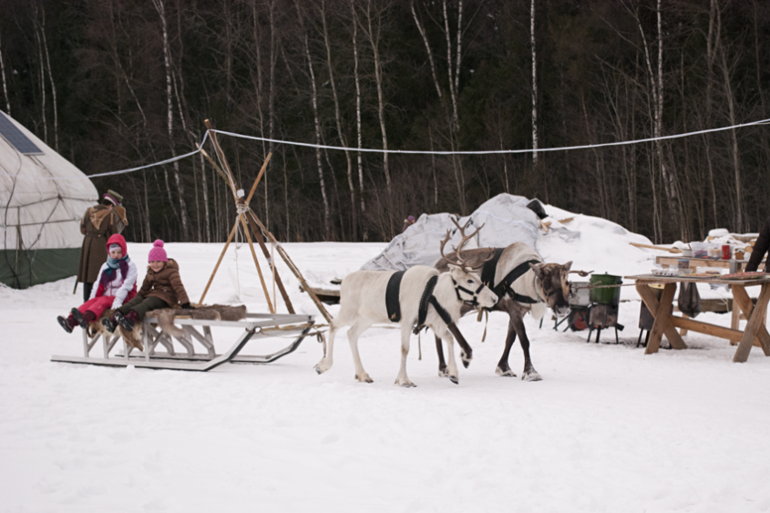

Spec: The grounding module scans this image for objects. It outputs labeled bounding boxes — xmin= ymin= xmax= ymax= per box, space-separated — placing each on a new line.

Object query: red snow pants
xmin=77 ymin=295 xmax=115 ymax=318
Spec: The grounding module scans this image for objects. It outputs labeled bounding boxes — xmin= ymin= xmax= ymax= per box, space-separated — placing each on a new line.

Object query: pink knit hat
xmin=148 ymin=239 xmax=168 ymax=262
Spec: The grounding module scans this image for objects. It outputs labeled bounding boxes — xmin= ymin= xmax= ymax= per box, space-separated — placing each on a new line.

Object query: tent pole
xmin=199 ymin=217 xmax=239 ymax=304
xmin=239 ymin=213 xmax=275 ymax=313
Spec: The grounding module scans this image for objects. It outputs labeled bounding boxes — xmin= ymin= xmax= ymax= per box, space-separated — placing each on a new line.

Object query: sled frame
xmin=51 ymin=312 xmax=315 ymax=371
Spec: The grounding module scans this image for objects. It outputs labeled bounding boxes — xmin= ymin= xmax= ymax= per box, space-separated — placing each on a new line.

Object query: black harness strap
xmin=493 ymin=259 xmax=542 ymax=304
xmin=385 ymin=270 xmax=406 ymax=322
xmin=413 ymin=275 xmax=453 ymax=334
xmin=481 ymin=248 xmax=505 ymax=289
xmin=415 ymin=275 xmax=438 ymax=328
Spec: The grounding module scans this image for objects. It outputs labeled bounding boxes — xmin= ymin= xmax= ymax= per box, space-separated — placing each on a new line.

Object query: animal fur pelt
xmin=145 ymin=305 xmax=248 ymax=339
xmin=88 ymin=305 xmax=248 ymax=351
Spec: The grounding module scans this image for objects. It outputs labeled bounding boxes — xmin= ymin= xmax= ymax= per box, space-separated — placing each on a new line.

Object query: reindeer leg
xmin=395 ymin=325 xmax=416 ymax=387
xmin=512 ymin=315 xmax=542 ymax=382
xmin=496 ymin=314 xmax=518 ymax=377
xmin=348 ymin=321 xmax=374 ymax=383
xmin=314 ymin=323 xmax=338 ymax=374
xmin=435 ymin=334 xmax=448 ymax=377
xmin=436 ymin=325 xmax=460 ymax=385
xmin=448 ymin=322 xmax=473 ymax=369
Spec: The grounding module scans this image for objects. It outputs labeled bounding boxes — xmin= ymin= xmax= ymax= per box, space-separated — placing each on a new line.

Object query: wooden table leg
xmin=732 ymin=284 xmax=770 ymax=352
xmin=733 ymin=283 xmax=770 ymax=362
xmin=636 ymin=282 xmax=687 ymax=354
xmin=731 ymin=298 xmax=741 ymax=331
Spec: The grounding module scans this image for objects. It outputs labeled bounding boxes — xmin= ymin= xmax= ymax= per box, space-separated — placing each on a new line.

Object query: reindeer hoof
xmin=355 ymin=373 xmax=373 ymax=383
xmin=449 ymin=375 xmax=459 ymax=385
xmin=522 ymin=370 xmax=542 ymax=382
xmin=460 ymin=352 xmax=472 ymax=368
xmin=438 ymin=368 xmax=448 ymax=378
xmin=395 ymin=379 xmax=416 ymax=387
xmin=495 ymin=367 xmax=517 ymax=377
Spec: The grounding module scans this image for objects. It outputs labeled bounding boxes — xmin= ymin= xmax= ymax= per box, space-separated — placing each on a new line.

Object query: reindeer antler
xmin=439 ymin=217 xmax=486 ymax=270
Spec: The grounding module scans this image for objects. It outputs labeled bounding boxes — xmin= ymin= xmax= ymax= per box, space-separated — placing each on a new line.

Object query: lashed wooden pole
xmin=239 ymin=214 xmax=275 ymax=313
xmin=199 ymin=217 xmax=239 ymax=304
xmin=248 ymin=210 xmax=333 ymax=323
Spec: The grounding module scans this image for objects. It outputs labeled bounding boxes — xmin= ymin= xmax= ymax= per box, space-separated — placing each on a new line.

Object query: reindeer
xmin=435 ymin=242 xmax=572 ymax=381
xmin=315 ymin=222 xmax=498 ymax=387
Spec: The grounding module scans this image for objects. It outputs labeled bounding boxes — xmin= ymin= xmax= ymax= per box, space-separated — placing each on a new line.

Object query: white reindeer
xmin=314 ymin=222 xmax=498 ymax=387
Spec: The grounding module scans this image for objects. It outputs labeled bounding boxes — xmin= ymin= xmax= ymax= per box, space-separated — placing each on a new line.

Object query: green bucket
xmin=589 ymin=273 xmax=622 ymax=306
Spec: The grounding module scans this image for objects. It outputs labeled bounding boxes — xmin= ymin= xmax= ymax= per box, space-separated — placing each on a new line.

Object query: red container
xmin=721 ymin=244 xmax=731 ymax=260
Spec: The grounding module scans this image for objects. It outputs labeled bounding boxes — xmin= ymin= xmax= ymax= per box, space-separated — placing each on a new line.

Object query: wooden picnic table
xmin=625 ymin=274 xmax=770 ymax=362
xmin=654 ymin=255 xmax=754 ymax=270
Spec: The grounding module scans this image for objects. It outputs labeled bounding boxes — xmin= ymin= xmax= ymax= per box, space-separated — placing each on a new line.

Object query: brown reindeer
xmin=435 ymin=240 xmax=572 ymax=381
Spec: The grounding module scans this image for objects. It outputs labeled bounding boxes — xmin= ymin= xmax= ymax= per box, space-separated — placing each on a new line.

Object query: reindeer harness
xmin=481 ymin=248 xmax=543 ymax=305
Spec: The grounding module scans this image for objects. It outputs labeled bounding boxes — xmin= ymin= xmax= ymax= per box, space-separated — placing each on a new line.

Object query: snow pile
xmin=361 ymin=193 xmax=654 ymax=276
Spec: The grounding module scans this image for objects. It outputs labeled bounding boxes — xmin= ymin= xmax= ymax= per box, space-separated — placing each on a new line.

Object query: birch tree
xmin=530 ymin=0 xmax=538 ymax=168
xmin=320 ymin=0 xmax=356 ymax=238
xmin=295 ymin=0 xmax=331 ymax=240
xmin=0 ymin=29 xmax=10 ymax=115
xmin=152 ymin=0 xmax=190 ymax=241
xmin=349 ymin=0 xmax=366 ymax=221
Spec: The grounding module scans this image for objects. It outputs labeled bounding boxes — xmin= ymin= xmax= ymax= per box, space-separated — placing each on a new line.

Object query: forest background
xmin=1 ymin=0 xmax=769 ymax=245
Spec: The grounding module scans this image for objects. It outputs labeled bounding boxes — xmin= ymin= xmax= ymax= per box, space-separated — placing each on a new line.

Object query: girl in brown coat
xmin=103 ymin=240 xmax=192 ymax=333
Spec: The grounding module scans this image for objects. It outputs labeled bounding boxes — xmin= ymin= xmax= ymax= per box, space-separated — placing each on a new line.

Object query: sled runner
xmin=51 ymin=312 xmax=315 ymax=371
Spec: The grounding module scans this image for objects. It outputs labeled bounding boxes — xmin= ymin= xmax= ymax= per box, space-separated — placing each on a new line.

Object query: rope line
xmin=3 ymin=117 xmax=768 ymax=181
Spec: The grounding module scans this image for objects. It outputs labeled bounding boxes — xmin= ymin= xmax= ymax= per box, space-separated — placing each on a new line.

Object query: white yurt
xmin=0 ymin=110 xmax=97 ymax=288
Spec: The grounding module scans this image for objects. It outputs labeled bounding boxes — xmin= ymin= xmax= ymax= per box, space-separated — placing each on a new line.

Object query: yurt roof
xmin=0 ymin=111 xmax=97 ymax=251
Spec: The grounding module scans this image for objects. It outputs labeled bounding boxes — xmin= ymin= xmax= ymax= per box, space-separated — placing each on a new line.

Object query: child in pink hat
xmin=103 ymin=239 xmax=192 ymax=334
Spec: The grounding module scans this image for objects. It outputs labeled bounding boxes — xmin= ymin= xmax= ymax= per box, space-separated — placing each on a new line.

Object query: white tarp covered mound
xmin=361 ymin=194 xmax=542 ymax=270
xmin=361 ymin=193 xmax=653 ymax=273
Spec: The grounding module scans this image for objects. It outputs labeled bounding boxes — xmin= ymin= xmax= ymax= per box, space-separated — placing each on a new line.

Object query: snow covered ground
xmin=2 ymin=240 xmax=770 ymax=512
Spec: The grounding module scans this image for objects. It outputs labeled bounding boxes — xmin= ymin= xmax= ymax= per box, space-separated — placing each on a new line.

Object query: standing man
xmin=77 ymin=190 xmax=128 ymax=301
xmin=745 ymin=216 xmax=770 ymax=273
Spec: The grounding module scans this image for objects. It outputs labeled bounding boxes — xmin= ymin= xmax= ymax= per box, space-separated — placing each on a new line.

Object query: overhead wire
xmin=2 ymin=116 xmax=769 ymax=181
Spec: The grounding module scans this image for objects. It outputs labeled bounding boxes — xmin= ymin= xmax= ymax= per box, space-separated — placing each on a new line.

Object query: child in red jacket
xmin=57 ymin=234 xmax=138 ymax=333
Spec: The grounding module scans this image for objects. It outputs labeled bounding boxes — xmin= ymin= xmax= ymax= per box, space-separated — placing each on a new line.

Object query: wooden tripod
xmin=197 ymin=119 xmax=332 ymax=323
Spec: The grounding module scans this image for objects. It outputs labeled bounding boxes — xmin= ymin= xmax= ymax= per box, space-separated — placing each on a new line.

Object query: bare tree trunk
xmin=295 ymin=0 xmax=331 ymax=240
xmin=321 ymin=0 xmax=356 ymax=240
xmin=429 ymin=124 xmax=438 ymax=206
xmin=363 ymin=0 xmax=393 ymax=236
xmin=32 ymin=10 xmax=47 ymax=144
xmin=38 ymin=4 xmax=58 ymax=152
xmin=633 ymin=1 xmax=678 ymax=233
xmin=530 ymin=0 xmax=538 ymax=168
xmin=153 ymin=0 xmax=190 ymax=241
xmin=199 ymin=152 xmax=210 ymax=242
xmin=350 ymin=0 xmax=366 ymax=234
xmin=442 ymin=0 xmax=466 ymax=214
xmin=0 ymin=29 xmax=10 ymax=115
xmin=251 ymin=0 xmax=269 ymax=231
xmin=704 ymin=0 xmax=719 ymax=227
xmin=717 ymin=20 xmax=743 ymax=230
xmin=350 ymin=0 xmax=366 ymax=220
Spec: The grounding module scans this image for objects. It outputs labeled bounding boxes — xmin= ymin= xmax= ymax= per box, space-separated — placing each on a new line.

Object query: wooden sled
xmin=51 ymin=312 xmax=315 ymax=371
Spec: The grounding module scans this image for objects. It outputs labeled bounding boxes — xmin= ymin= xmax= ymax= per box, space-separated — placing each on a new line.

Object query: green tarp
xmin=0 ymin=248 xmax=80 ymax=289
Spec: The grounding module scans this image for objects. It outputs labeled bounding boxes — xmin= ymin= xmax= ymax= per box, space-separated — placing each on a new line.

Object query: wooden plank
xmin=627 ymin=274 xmax=770 ymax=286
xmin=734 ymin=283 xmax=770 ymax=362
xmin=631 ymin=242 xmax=682 ymax=253
xmin=668 ymin=316 xmax=744 ymax=342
